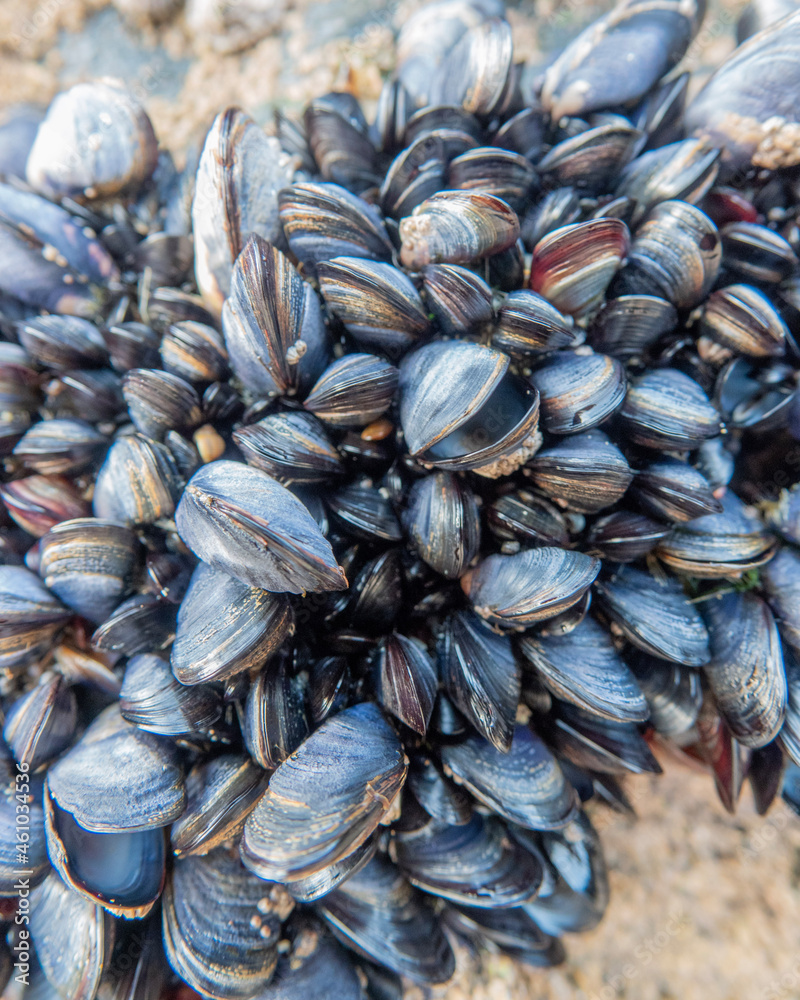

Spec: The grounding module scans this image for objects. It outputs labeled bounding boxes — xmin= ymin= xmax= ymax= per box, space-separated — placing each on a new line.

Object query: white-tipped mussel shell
xmin=403 ymin=471 xmax=481 ymax=579
xmin=47 ymin=704 xmax=185 ymax=833
xmin=391 ymin=810 xmax=543 ymax=908
xmin=0 ymin=565 xmax=71 ymax=671
xmin=222 ymin=235 xmax=329 ymax=399
xmin=93 ymin=434 xmax=183 ymax=526
xmin=241 ymin=702 xmax=407 ymax=882
xmin=163 ymin=849 xmax=288 ymax=1000
xmin=492 ymin=289 xmax=576 ymax=359
xmin=437 ymin=609 xmax=521 ymax=752
xmin=630 ymin=456 xmax=723 ymax=523
xmin=698 ymin=284 xmax=788 ymax=360
xmin=588 ymin=294 xmax=678 ymax=359
xmin=175 ymin=460 xmax=347 ymax=594
xmin=42 ymin=784 xmax=166 ymax=920
xmin=26 ymin=80 xmax=158 ymax=201
xmin=656 ymin=490 xmax=777 ymax=578
xmin=529 ymin=218 xmax=629 ymax=318
xmin=685 ymin=10 xmax=800 ymax=174
xmin=399 ymin=340 xmax=540 ymax=477
xmin=399 ymin=191 xmax=519 ymax=271
xmin=120 ymin=652 xmax=222 ymax=737
xmin=234 ymin=411 xmax=343 ymax=485
xmin=171 ymin=754 xmax=269 ymax=859
xmin=3 ymin=673 xmax=77 ymax=769
xmin=540 ymin=0 xmax=705 ymax=120
xmin=304 ymin=353 xmax=399 ymax=428
xmin=442 ymin=724 xmax=578 ymax=830
xmin=423 ymin=263 xmax=494 ymax=338
xmin=375 ymin=633 xmax=439 ymax=736
xmin=13 ymin=418 xmax=108 ymax=475
xmin=530 ymin=350 xmax=626 ymax=435
xmin=278 ymin=181 xmax=394 ymax=271
xmin=30 ymin=872 xmax=115 ymax=1000
xmin=38 ymin=517 xmax=139 ymax=625
xmin=526 ymin=428 xmax=634 ymax=514
xmin=317 ymin=855 xmax=456 ymax=984
xmin=466 ymin=547 xmax=600 ymax=629
xmin=172 ymin=563 xmax=294 ymax=685
xmin=192 ymin=108 xmax=296 ymax=314
xmin=702 ymin=592 xmax=787 ymax=748
xmin=619 ymin=368 xmax=722 ymax=450
xmin=519 ymin=616 xmax=648 ymax=723
xmin=615 ymin=138 xmax=720 ymax=227
xmin=595 ymin=565 xmax=711 ymax=666
xmin=318 ymin=256 xmax=431 ymax=355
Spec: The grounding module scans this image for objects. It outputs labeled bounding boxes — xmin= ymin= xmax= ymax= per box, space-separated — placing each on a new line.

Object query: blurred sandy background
xmin=1 ymin=0 xmax=800 ymax=997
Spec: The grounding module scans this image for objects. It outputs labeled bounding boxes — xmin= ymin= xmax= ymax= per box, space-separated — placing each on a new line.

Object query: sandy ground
xmin=2 ymin=1 xmax=799 ymax=998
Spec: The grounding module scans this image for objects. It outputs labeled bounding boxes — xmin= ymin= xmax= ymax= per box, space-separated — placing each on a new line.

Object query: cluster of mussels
xmin=3 ymin=0 xmax=800 ymax=996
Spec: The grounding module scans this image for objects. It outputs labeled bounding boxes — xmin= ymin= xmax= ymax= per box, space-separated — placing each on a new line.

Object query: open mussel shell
xmin=374 ymin=634 xmax=438 ymax=736
xmin=529 ymin=219 xmax=629 ymax=318
xmin=92 ymin=434 xmax=182 ymax=526
xmin=260 ymin=922 xmax=366 ymax=1000
xmin=328 ymin=482 xmax=402 ymax=543
xmin=610 ymin=200 xmax=722 ymax=310
xmin=422 ymin=263 xmax=494 ymax=337
xmin=492 ymin=289 xmax=576 ymax=359
xmin=278 ymin=181 xmax=394 ymax=271
xmin=171 ymin=755 xmax=269 ymax=858
xmin=222 ymin=234 xmax=329 ymax=399
xmin=548 ymin=703 xmax=662 ymax=776
xmin=702 ymin=592 xmax=787 ymax=749
xmin=43 ymin=785 xmax=165 ymax=919
xmin=585 ymin=509 xmax=670 ymax=563
xmin=408 ymin=755 xmax=472 ymax=826
xmin=762 ymin=546 xmax=800 ymax=654
xmin=465 ymin=547 xmax=600 ymax=629
xmin=391 ymin=810 xmax=542 ymax=908
xmin=615 ymin=138 xmax=720 ymax=227
xmin=699 ymin=284 xmax=788 ymax=360
xmin=442 ymin=724 xmax=577 ymax=830
xmin=685 ymin=10 xmax=800 ymax=175
xmin=120 ymin=652 xmax=221 ymax=736
xmin=161 ymin=320 xmax=228 ymax=384
xmin=631 ymin=457 xmax=723 ymax=523
xmin=176 ymin=460 xmax=347 ymax=593
xmin=317 ymin=855 xmax=456 ymax=984
xmin=538 ymin=122 xmax=642 ymax=196
xmin=163 ymin=849 xmax=289 ymax=1000
xmin=172 ymin=562 xmax=294 ymax=684
xmin=399 ymin=340 xmax=540 ymax=478
xmin=595 ymin=565 xmax=710 ymax=666
xmin=628 ymin=653 xmax=703 ymax=740
xmin=17 ymin=314 xmax=109 ymax=370
xmin=318 ymin=256 xmax=430 ymax=356
xmin=619 ymin=368 xmax=722 ymax=451
xmin=656 ymin=491 xmax=777 ymax=579
xmin=38 ymin=517 xmax=139 ymax=625
xmin=541 ymin=0 xmax=703 ymax=119
xmin=304 ymin=353 xmax=398 ymax=428
xmin=588 ymin=294 xmax=678 ymax=359
xmin=4 ymin=673 xmax=77 ymax=769
xmin=402 ymin=471 xmax=480 ymax=579
xmin=0 ymin=565 xmax=71 ymax=670
xmin=47 ymin=704 xmax=185 ymax=833
xmin=193 ymin=107 xmax=295 ymax=313
xmin=30 ymin=872 xmax=115 ymax=1000
xmin=526 ymin=428 xmax=634 ymax=514
xmin=399 ymin=191 xmax=519 ymax=271
xmin=488 ymin=489 xmax=570 ymax=547
xmin=437 ymin=609 xmax=521 ymax=752
xmin=234 ymin=411 xmax=342 ymax=485
xmin=519 ymin=616 xmax=648 ymax=723
xmin=26 ymin=80 xmax=157 ymax=201
xmin=241 ymin=703 xmax=407 ymax=882
xmin=530 ymin=350 xmax=626 ymax=435
xmin=13 ymin=418 xmax=108 ymax=474
xmin=244 ymin=662 xmax=309 ymax=770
